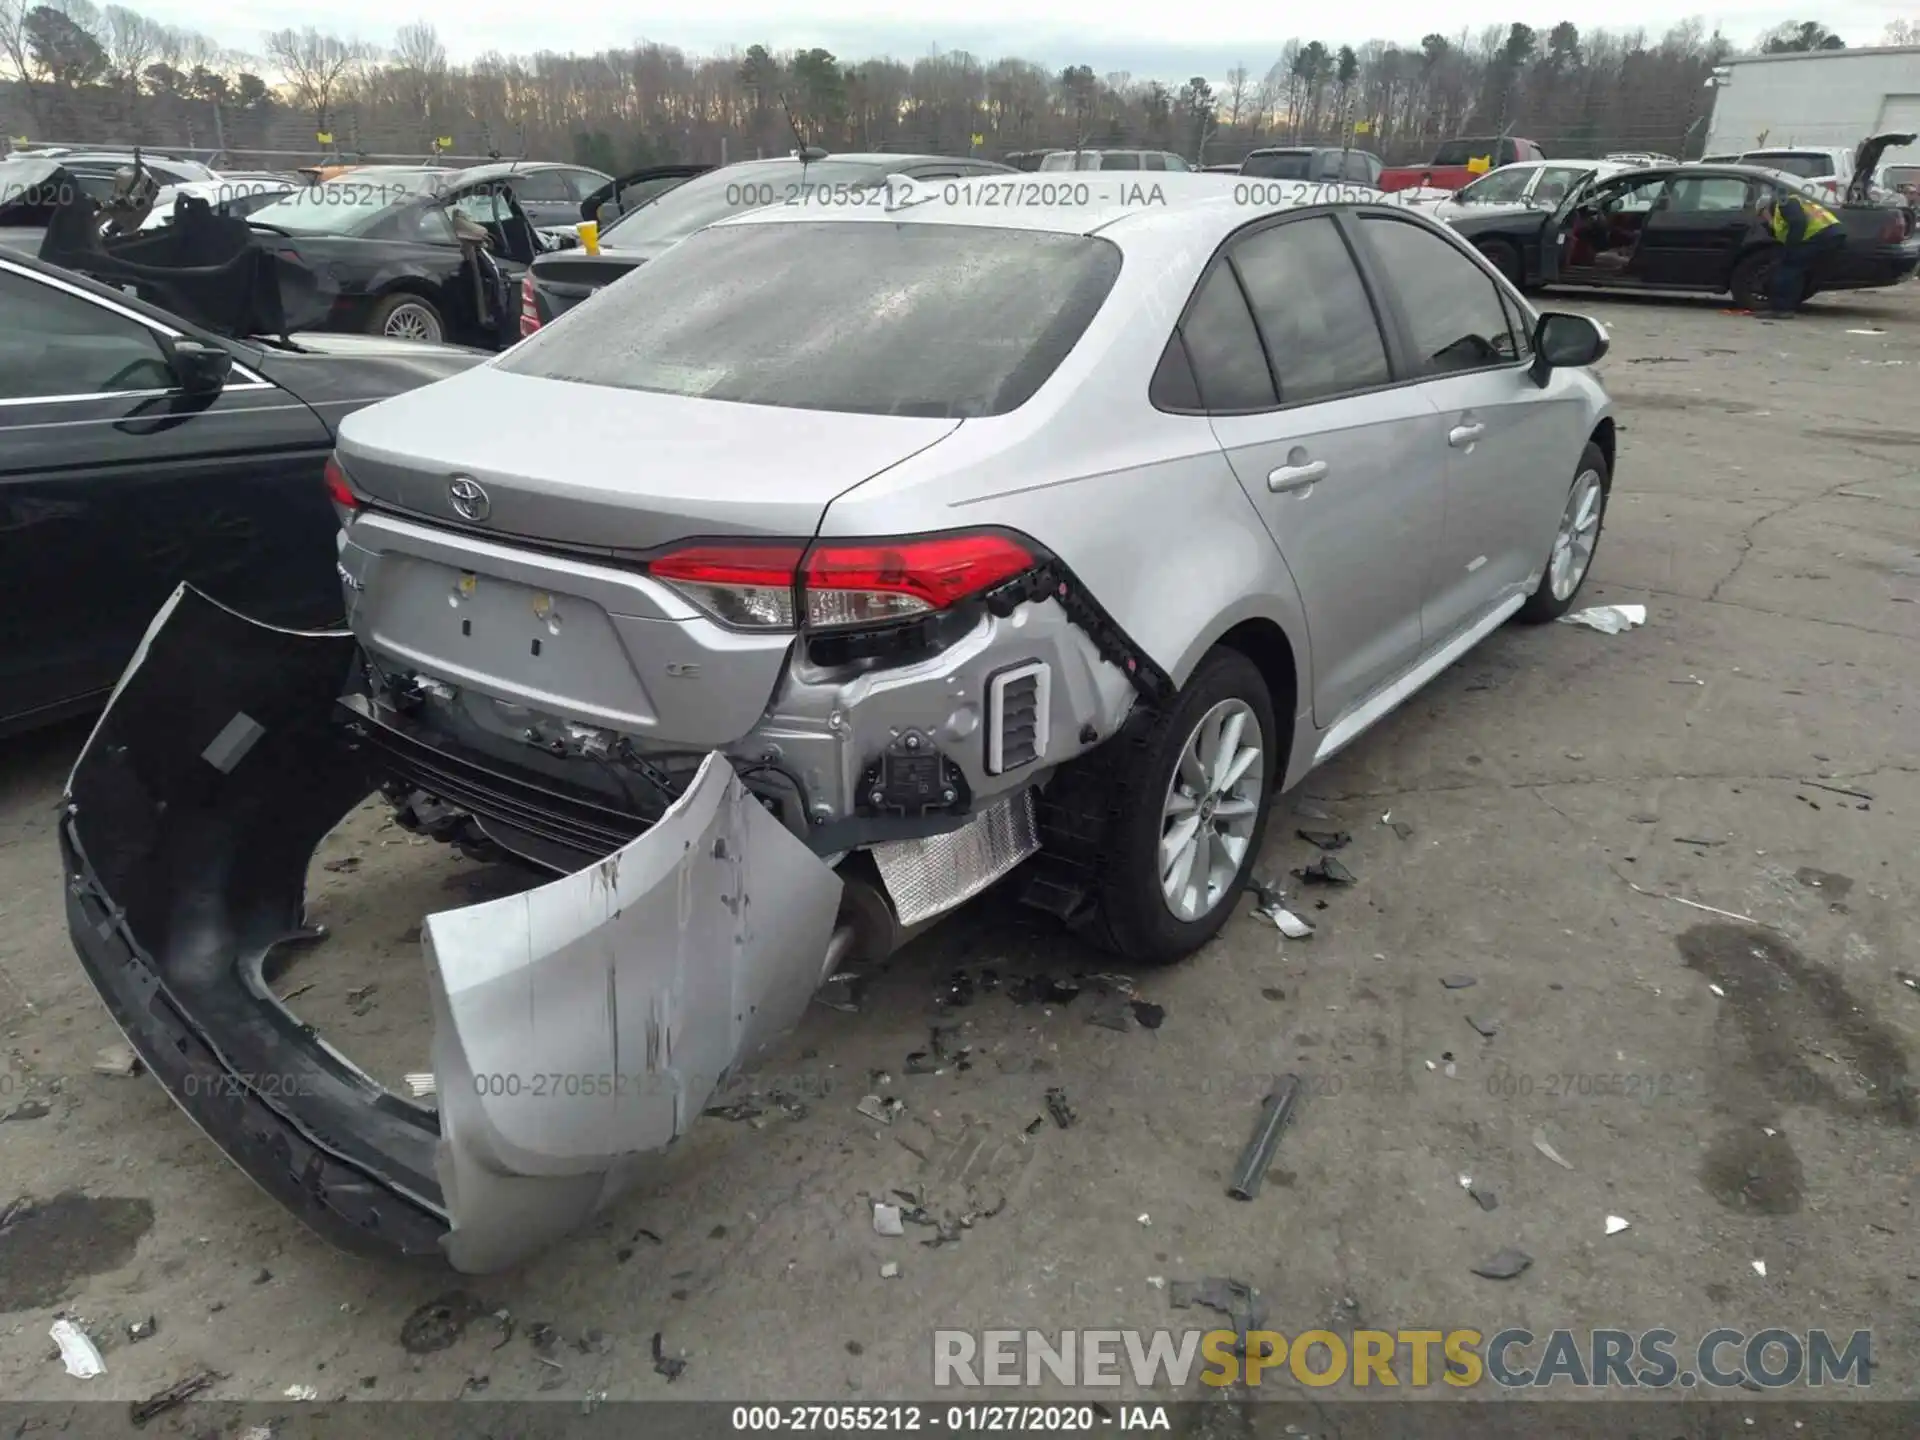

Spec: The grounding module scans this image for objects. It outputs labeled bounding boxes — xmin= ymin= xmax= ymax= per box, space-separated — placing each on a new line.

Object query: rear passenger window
xmin=1141 ymin=153 xmax=1167 ymax=172
xmin=1359 ymin=217 xmax=1519 ymax=374
xmin=1229 ymin=216 xmax=1391 ymax=404
xmin=1177 ymin=265 xmax=1276 ymax=410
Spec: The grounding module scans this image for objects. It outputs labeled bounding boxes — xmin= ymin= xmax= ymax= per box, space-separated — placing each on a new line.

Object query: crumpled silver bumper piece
xmin=60 ymin=583 xmax=843 ymax=1273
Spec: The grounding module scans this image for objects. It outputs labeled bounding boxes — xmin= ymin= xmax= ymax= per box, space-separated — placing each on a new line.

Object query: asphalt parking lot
xmin=2 ymin=283 xmax=1917 ymax=1413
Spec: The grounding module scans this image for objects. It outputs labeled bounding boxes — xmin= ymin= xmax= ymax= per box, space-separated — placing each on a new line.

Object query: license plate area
xmin=362 ymin=556 xmax=658 ymax=730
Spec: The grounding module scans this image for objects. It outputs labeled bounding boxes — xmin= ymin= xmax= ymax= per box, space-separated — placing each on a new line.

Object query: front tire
xmin=1478 ymin=239 xmax=1524 ymax=289
xmin=1516 ymin=440 xmax=1609 ymax=624
xmin=1730 ymin=250 xmax=1777 ymax=311
xmin=1069 ymin=648 xmax=1279 ymax=965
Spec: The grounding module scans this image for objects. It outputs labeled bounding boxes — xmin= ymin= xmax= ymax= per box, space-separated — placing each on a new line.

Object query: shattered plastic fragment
xmin=1558 ymin=604 xmax=1647 ymax=635
xmin=1470 ymin=1247 xmax=1533 ymax=1281
xmin=1606 ymin=1215 xmax=1631 ymax=1235
xmin=1131 ymin=1000 xmax=1166 ymax=1029
xmin=92 ymin=1043 xmax=140 ymax=1077
xmin=1296 ymin=829 xmax=1352 ymax=851
xmin=1293 ymin=856 xmax=1355 ymax=886
xmin=1752 ymin=1260 xmax=1767 ymax=1277
xmin=283 ymin=1385 xmax=318 ymax=1401
xmin=1045 ymin=1087 xmax=1076 ymax=1129
xmin=1440 ymin=975 xmax=1477 ymax=990
xmin=1709 ymin=983 xmax=1726 ymax=997
xmin=856 ymin=1095 xmax=898 ymax=1126
xmin=50 ymin=1319 xmax=104 ymax=1379
xmin=651 ymin=1331 xmax=686 ymax=1382
xmin=873 ymin=1202 xmax=904 ymax=1237
xmin=880 ymin=1261 xmax=900 ymax=1278
xmin=1088 ymin=996 xmax=1135 ymax=1031
xmin=1466 ymin=1015 xmax=1498 ymax=1039
xmin=1169 ymin=1276 xmax=1268 ymax=1355
xmin=1227 ymin=1075 xmax=1302 ymax=1201
xmin=404 ymin=1072 xmax=437 ymax=1098
xmin=1531 ymin=1127 xmax=1575 ymax=1170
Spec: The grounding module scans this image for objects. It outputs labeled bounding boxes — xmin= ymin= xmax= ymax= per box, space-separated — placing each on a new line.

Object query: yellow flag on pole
xmin=316 ymin=131 xmax=334 ymax=145
xmin=1465 ymin=154 xmax=1492 ymax=174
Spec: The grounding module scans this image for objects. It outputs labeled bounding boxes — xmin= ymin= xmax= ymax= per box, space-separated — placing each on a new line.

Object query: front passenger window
xmin=0 ymin=269 xmax=175 ymax=400
xmin=1358 ymin=217 xmax=1519 ymax=374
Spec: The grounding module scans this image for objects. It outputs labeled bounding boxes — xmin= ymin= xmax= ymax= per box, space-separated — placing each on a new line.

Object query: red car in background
xmin=1377 ymin=135 xmax=1548 ymax=194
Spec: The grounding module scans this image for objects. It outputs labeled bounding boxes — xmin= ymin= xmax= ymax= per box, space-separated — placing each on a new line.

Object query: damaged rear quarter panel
xmin=425 ymin=751 xmax=843 ymax=1273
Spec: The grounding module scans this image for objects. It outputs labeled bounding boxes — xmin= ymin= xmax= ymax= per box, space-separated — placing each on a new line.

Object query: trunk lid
xmin=335 ymin=366 xmax=964 ymax=555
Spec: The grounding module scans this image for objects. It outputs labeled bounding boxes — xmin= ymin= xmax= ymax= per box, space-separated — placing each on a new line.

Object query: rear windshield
xmin=498 ymin=220 xmax=1122 ymax=419
xmin=1741 ymin=151 xmax=1833 ymax=178
xmin=1241 ymin=151 xmax=1312 ymax=179
xmin=1432 ymin=138 xmax=1504 ymax=166
xmin=599 ymin=159 xmax=887 ymax=249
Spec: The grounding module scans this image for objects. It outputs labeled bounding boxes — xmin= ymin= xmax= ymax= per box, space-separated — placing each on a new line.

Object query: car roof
xmin=718 ymin=172 xmax=1393 ymax=243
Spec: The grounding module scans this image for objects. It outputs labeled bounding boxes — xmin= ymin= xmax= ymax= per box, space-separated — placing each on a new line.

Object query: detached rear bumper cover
xmin=61 ymin=584 xmax=841 ymax=1272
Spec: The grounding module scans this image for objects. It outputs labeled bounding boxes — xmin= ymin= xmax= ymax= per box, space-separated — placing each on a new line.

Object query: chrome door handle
xmin=1268 ymin=460 xmax=1328 ymax=493
xmin=1449 ymin=423 xmax=1485 ymax=448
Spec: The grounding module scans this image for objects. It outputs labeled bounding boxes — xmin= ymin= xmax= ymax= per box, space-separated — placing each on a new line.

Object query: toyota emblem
xmin=448 ymin=476 xmax=490 ymax=522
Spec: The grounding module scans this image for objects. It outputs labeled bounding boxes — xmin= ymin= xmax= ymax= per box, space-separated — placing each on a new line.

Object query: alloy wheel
xmin=1158 ymin=698 xmax=1265 ymax=922
xmin=1549 ymin=468 xmax=1605 ymax=601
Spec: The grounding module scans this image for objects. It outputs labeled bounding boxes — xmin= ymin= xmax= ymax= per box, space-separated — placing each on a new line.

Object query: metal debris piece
xmin=1440 ymin=975 xmax=1477 ymax=990
xmin=1024 ymin=1115 xmax=1045 ymax=1135
xmin=322 ymin=856 xmax=361 ymax=873
xmin=1605 ymin=1215 xmax=1631 ymax=1236
xmin=1131 ymin=1000 xmax=1166 ymax=1029
xmin=1531 ymin=1127 xmax=1575 ymax=1171
xmin=1248 ymin=875 xmax=1287 ymax=911
xmin=92 ymin=1044 xmax=141 ymax=1077
xmin=400 ymin=1292 xmax=483 ymax=1355
xmin=880 ymin=1261 xmax=900 ymax=1278
xmin=873 ymin=1202 xmax=904 ymax=1237
xmin=1293 ymin=856 xmax=1355 ymax=886
xmin=1800 ymin=779 xmax=1873 ymax=802
xmin=1381 ymin=811 xmax=1415 ymax=839
xmin=2 ymin=1100 xmax=51 ymax=1122
xmin=405 ymin=1072 xmax=437 ymax=1098
xmin=1471 ymin=1184 xmax=1499 ymax=1212
xmin=705 ymin=1098 xmax=766 ymax=1122
xmin=1559 ymin=604 xmax=1647 ymax=635
xmin=1471 ymin=1248 xmax=1534 ymax=1281
xmin=651 ymin=1332 xmax=686 ymax=1382
xmin=283 ymin=1385 xmax=318 ymax=1401
xmin=1045 ymin=1087 xmax=1077 ymax=1129
xmin=1169 ymin=1276 xmax=1268 ymax=1355
xmin=1709 ymin=983 xmax=1726 ymax=997
xmin=1227 ymin=1075 xmax=1303 ymax=1201
xmin=857 ymin=1095 xmax=902 ymax=1125
xmin=127 ymin=1316 xmax=158 ymax=1343
xmin=905 ymin=1051 xmax=935 ymax=1074
xmin=130 ymin=1368 xmax=219 ymax=1426
xmin=50 ymin=1319 xmax=105 ymax=1378
xmin=1296 ymin=828 xmax=1352 ymax=851
xmin=1752 ymin=1260 xmax=1767 ymax=1277
xmin=1466 ymin=1015 xmax=1499 ymax=1039
xmin=1137 ymin=1213 xmax=1151 ymax=1226
xmin=1087 ymin=996 xmax=1135 ymax=1031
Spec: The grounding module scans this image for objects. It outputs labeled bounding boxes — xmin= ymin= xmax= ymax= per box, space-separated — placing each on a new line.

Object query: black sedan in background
xmin=0 ymin=249 xmax=485 ymax=736
xmin=518 ymin=152 xmax=1017 ymax=334
xmin=1446 ymin=160 xmax=1919 ymax=308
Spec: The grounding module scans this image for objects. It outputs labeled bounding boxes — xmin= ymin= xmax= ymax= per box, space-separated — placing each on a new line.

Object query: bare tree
xmin=0 ymin=0 xmax=47 ymax=129
xmin=102 ymin=4 xmax=161 ymax=134
xmin=264 ymin=24 xmax=369 ymax=136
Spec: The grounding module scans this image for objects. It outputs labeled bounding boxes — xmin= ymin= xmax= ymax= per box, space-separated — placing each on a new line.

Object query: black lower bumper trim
xmin=61 ymin=587 xmax=451 ymax=1265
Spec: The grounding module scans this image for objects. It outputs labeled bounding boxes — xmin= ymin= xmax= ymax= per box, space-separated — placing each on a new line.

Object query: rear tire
xmin=1516 ymin=440 xmax=1610 ymax=624
xmin=1478 ymin=239 xmax=1524 ymax=289
xmin=367 ymin=292 xmax=446 ymax=343
xmin=1055 ymin=648 xmax=1279 ymax=965
xmin=1730 ymin=250 xmax=1777 ymax=310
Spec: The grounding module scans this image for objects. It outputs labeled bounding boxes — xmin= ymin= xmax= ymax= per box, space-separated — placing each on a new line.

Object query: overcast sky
xmin=134 ymin=0 xmax=1914 ymax=78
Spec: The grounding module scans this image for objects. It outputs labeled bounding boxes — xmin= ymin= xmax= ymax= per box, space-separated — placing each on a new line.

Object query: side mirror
xmin=165 ymin=336 xmax=233 ymax=397
xmin=1530 ymin=312 xmax=1608 ymax=386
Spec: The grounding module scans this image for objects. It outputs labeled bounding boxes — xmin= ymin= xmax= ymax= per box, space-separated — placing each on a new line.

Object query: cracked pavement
xmin=1 ymin=285 xmax=1916 ymax=1408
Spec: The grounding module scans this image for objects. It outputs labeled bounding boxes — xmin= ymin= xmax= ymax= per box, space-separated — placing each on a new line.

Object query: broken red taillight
xmin=324 ymin=454 xmax=360 ymax=524
xmin=518 ymin=275 xmax=541 ymax=338
xmin=648 ymin=532 xmax=1038 ymax=633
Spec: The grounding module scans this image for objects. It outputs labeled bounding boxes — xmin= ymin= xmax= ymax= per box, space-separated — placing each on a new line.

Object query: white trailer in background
xmin=1703 ymin=45 xmax=1920 ymax=184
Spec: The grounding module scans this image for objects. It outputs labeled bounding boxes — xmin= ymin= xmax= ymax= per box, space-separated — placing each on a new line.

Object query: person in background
xmin=1754 ymin=191 xmax=1844 ymax=318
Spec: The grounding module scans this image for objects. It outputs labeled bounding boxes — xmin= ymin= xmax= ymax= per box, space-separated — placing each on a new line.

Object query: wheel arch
xmin=1590 ymin=416 xmax=1616 ymax=481
xmin=1176 ymin=607 xmax=1307 ymax=791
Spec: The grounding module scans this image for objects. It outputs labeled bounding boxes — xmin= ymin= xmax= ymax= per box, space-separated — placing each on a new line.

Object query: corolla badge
xmin=448 ymin=476 xmax=490 ymax=522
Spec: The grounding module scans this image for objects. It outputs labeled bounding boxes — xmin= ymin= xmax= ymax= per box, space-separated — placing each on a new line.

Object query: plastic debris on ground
xmin=651 ymin=1331 xmax=686 ymax=1382
xmin=1440 ymin=975 xmax=1477 ymax=990
xmin=1532 ymin=1127 xmax=1575 ymax=1170
xmin=1293 ymin=797 xmax=1333 ymax=821
xmin=1045 ymin=1087 xmax=1077 ymax=1129
xmin=127 ymin=1316 xmax=158 ymax=1343
xmin=1227 ymin=1074 xmax=1303 ymax=1201
xmin=1131 ymin=1000 xmax=1166 ymax=1029
xmin=1137 ymin=1213 xmax=1152 ymax=1226
xmin=283 ymin=1385 xmax=319 ymax=1401
xmin=1471 ymin=1247 xmax=1534 ymax=1281
xmin=130 ymin=1368 xmax=220 ymax=1426
xmin=1606 ymin=1215 xmax=1631 ymax=1236
xmin=934 ymin=970 xmax=976 ymax=1009
xmin=1466 ymin=1015 xmax=1499 ymax=1039
xmin=1752 ymin=1260 xmax=1767 ymax=1277
xmin=50 ymin=1318 xmax=105 ymax=1378
xmin=1006 ymin=975 xmax=1081 ymax=1006
xmin=1559 ymin=603 xmax=1647 ymax=635
xmin=1709 ymin=983 xmax=1726 ymax=997
xmin=1169 ymin=1276 xmax=1268 ymax=1355
xmin=1846 ymin=328 xmax=1886 ymax=335
xmin=405 ymin=1072 xmax=437 ymax=1098
xmin=880 ymin=1261 xmax=900 ymax=1278
xmin=1088 ymin=996 xmax=1135 ymax=1031
xmin=814 ymin=971 xmax=865 ymax=1013
xmin=1293 ymin=856 xmax=1356 ymax=886
xmin=857 ymin=1095 xmax=904 ymax=1126
xmin=1296 ymin=828 xmax=1352 ymax=851
xmin=92 ymin=1044 xmax=141 ymax=1078
xmin=873 ymin=1202 xmax=905 ymax=1237
xmin=1381 ymin=811 xmax=1414 ymax=839
xmin=1459 ymin=1175 xmax=1499 ymax=1212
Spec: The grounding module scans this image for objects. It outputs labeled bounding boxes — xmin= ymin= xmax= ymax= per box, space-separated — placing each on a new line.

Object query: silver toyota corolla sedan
xmin=62 ymin=173 xmax=1615 ymax=1272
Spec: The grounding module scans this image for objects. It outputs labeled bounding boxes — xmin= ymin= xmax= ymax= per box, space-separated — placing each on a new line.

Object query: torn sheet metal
xmin=60 ymin=584 xmax=843 ymax=1276
xmin=425 ymin=750 xmax=842 ymax=1273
